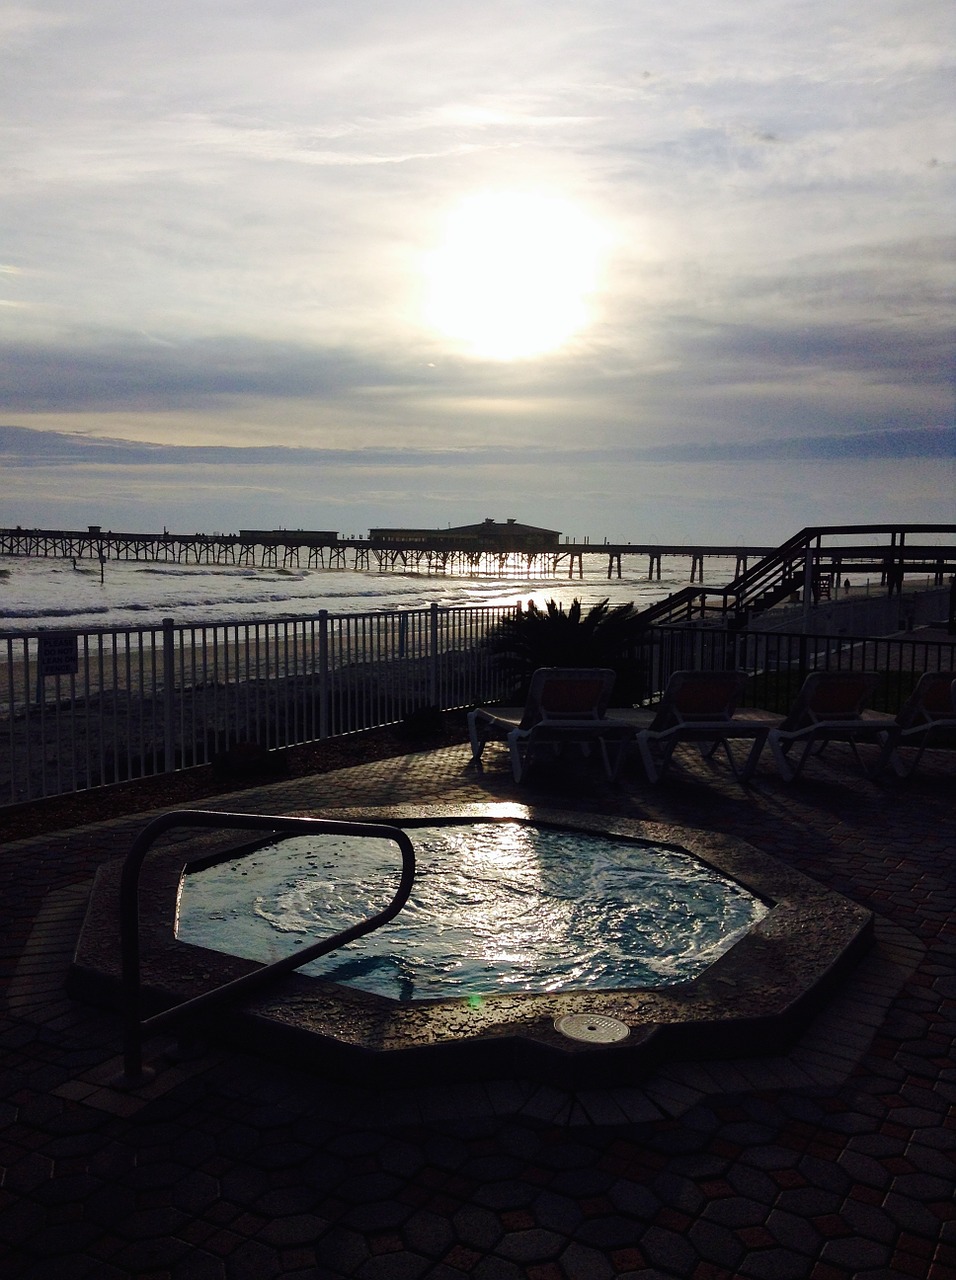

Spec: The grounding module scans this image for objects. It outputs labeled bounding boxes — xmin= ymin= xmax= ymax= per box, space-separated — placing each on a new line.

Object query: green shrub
xmin=485 ymin=597 xmax=647 ymax=705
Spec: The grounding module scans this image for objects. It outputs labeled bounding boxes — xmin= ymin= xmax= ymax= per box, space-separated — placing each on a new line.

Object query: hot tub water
xmin=177 ymin=822 xmax=768 ymax=1002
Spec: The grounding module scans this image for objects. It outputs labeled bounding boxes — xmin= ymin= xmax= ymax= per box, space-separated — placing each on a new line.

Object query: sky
xmin=1 ymin=0 xmax=954 ymax=544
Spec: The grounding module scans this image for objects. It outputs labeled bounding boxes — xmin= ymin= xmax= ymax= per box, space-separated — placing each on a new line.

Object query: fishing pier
xmin=1 ymin=522 xmax=776 ymax=582
xmin=1 ymin=523 xmax=954 ymax=620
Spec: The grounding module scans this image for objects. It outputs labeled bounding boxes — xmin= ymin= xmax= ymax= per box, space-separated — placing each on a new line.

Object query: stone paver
xmin=1 ymin=738 xmax=955 ymax=1277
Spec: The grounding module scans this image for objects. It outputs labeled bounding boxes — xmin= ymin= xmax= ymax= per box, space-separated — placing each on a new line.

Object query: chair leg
xmin=715 ymin=738 xmax=745 ymax=781
xmin=769 ymin=731 xmax=800 ymax=781
xmin=506 ymin=729 xmax=527 ymax=783
xmin=636 ymin=733 xmax=660 ymax=783
xmin=846 ymin=737 xmax=871 ymax=776
xmin=602 ymin=735 xmax=630 ymax=781
xmin=790 ymin=740 xmax=819 ymax=779
xmin=692 ymin=733 xmax=769 ymax=782
xmin=637 ymin=731 xmax=678 ymax=784
xmin=467 ymin=711 xmax=485 ymax=770
xmin=868 ymin=729 xmax=896 ymax=778
xmin=888 ymin=731 xmax=928 ymax=778
xmin=740 ymin=733 xmax=770 ymax=781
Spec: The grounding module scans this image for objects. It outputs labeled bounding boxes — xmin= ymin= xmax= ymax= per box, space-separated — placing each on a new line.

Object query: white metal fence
xmin=4 ymin=604 xmax=954 ymax=807
xmin=2 ymin=603 xmax=518 ymax=805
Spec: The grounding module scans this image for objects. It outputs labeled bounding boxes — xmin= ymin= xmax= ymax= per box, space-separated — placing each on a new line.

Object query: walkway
xmin=1 ymin=737 xmax=954 ymax=1278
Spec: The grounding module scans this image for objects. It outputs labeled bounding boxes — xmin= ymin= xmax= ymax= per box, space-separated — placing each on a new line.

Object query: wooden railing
xmin=635 ymin=524 xmax=956 ymax=629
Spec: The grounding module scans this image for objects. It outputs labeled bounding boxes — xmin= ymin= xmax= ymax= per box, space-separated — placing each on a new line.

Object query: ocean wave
xmin=0 ymin=602 xmax=111 ymax=620
xmin=1 ymin=553 xmax=736 ymax=633
xmin=136 ymin=565 xmax=260 ymax=578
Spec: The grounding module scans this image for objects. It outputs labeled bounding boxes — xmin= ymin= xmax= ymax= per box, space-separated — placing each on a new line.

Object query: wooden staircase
xmin=634 ymin=523 xmax=956 ymax=630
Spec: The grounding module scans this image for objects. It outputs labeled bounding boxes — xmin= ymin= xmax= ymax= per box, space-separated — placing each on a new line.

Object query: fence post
xmin=162 ymin=618 xmax=175 ymax=773
xmin=802 ymin=543 xmax=814 ymax=631
xmin=317 ymin=611 xmax=329 ymax=739
xmin=429 ymin=602 xmax=440 ymax=707
xmin=797 ymin=633 xmax=809 ymax=689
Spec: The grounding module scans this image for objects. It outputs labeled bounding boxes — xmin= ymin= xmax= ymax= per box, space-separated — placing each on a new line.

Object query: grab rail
xmin=119 ymin=809 xmax=416 ymax=1085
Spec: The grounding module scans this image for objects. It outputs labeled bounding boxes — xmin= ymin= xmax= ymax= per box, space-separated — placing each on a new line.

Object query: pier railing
xmin=3 ymin=605 xmax=954 ymax=807
xmin=634 ymin=523 xmax=956 ymax=628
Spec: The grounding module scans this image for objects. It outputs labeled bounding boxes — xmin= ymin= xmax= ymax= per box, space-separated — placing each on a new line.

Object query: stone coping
xmin=69 ymin=802 xmax=873 ymax=1087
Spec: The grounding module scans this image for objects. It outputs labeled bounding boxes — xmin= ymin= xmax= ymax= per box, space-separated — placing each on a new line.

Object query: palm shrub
xmin=485 ymin=597 xmax=647 ymax=705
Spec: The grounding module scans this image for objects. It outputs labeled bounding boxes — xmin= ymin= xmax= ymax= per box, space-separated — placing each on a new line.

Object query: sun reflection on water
xmin=178 ymin=822 xmax=767 ymax=1002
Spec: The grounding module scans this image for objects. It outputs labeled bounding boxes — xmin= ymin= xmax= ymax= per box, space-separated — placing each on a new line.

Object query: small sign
xmin=38 ymin=633 xmax=79 ymax=678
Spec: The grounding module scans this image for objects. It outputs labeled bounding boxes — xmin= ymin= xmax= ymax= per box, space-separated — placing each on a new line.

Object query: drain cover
xmin=554 ymin=1013 xmax=630 ymax=1044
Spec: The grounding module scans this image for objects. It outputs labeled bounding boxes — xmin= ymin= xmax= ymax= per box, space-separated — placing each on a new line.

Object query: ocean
xmin=0 ymin=551 xmax=742 ymax=635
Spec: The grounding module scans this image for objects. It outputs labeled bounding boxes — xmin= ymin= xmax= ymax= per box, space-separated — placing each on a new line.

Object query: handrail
xmin=635 ymin=523 xmax=956 ymax=629
xmin=119 ymin=809 xmax=416 ymax=1085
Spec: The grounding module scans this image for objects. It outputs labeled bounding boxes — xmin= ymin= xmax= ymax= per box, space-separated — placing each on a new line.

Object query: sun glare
xmin=424 ymin=192 xmax=606 ymax=360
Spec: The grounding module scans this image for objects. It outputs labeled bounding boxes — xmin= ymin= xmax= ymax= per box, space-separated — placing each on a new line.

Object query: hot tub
xmin=177 ymin=821 xmax=769 ymax=1001
xmin=70 ymin=803 xmax=873 ymax=1085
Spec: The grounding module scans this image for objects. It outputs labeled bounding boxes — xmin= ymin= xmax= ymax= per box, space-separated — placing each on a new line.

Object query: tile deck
xmin=1 ymin=737 xmax=954 ymax=1277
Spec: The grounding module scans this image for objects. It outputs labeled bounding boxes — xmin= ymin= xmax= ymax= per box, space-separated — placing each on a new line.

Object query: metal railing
xmin=2 ymin=603 xmax=517 ymax=806
xmin=643 ymin=625 xmax=956 ymax=714
xmin=118 ymin=810 xmax=416 ymax=1084
xmin=4 ymin=604 xmax=954 ymax=807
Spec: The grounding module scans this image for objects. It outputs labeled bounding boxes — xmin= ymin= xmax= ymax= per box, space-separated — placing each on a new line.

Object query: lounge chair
xmin=613 ymin=669 xmax=781 ymax=784
xmin=467 ymin=667 xmax=630 ymax=783
xmin=766 ymin=671 xmax=895 ymax=781
xmin=873 ymin=672 xmax=956 ymax=777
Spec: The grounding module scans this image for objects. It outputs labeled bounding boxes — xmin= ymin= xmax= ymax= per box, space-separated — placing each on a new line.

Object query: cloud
xmin=1 ymin=2 xmax=952 ymax=539
xmin=629 ymin=426 xmax=956 ymax=463
xmin=3 ymin=292 xmax=951 ymax=422
xmin=2 ymin=423 xmax=951 ymax=470
xmin=0 ymin=338 xmax=412 ymax=412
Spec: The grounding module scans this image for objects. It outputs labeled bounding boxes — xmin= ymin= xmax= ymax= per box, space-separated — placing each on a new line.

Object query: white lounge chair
xmin=767 ymin=671 xmax=895 ymax=781
xmin=874 ymin=671 xmax=956 ymax=777
xmin=467 ymin=667 xmax=630 ymax=783
xmin=614 ymin=669 xmax=781 ymax=784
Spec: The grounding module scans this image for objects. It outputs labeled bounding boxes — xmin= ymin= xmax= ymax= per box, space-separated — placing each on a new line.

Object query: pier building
xmin=368 ymin=518 xmax=562 ymax=575
xmin=369 ymin=518 xmax=561 ymax=552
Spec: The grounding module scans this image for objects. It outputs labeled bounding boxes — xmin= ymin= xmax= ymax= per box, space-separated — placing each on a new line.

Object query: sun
xmin=423 ymin=191 xmax=606 ymax=360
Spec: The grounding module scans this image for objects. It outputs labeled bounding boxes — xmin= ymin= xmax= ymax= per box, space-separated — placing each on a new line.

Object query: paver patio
xmin=1 ymin=736 xmax=954 ymax=1278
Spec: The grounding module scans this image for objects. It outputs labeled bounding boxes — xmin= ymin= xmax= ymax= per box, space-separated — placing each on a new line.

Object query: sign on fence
xmin=38 ymin=633 xmax=79 ymax=677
